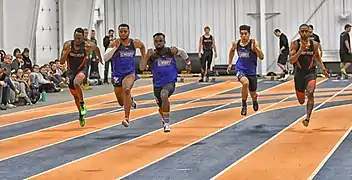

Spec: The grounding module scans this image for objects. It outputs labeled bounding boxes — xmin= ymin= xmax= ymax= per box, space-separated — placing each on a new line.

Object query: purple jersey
xmin=235 ymin=39 xmax=258 ymax=75
xmin=148 ymin=47 xmax=178 ymax=87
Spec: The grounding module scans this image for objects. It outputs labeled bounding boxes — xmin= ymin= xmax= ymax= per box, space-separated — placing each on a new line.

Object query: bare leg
xmin=121 ymin=74 xmax=136 ymax=127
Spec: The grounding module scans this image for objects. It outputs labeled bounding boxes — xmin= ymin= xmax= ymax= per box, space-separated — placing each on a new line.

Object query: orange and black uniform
xmin=67 ymin=40 xmax=87 ymax=89
xmin=294 ymin=39 xmax=317 ymax=92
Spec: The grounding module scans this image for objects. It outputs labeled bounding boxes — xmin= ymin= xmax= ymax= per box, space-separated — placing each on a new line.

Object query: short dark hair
xmin=153 ymin=32 xmax=165 ymax=38
xmin=239 ymin=25 xmax=251 ymax=33
xmin=345 ymin=24 xmax=351 ymax=30
xmin=33 ymin=64 xmax=39 ymax=68
xmin=299 ymin=24 xmax=309 ymax=29
xmin=13 ymin=48 xmax=21 ymax=56
xmin=108 ymin=29 xmax=114 ymax=33
xmin=91 ymin=30 xmax=95 ymax=32
xmin=54 ymin=59 xmax=59 ymax=63
xmin=274 ymin=29 xmax=281 ymax=33
xmin=204 ymin=26 xmax=210 ymax=31
xmin=118 ymin=24 xmax=130 ymax=30
xmin=74 ymin=27 xmax=84 ymax=35
xmin=309 ymin=25 xmax=314 ymax=29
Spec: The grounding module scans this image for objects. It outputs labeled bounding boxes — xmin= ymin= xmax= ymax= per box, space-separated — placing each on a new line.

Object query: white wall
xmin=0 ymin=0 xmax=40 ymax=60
xmin=35 ymin=0 xmax=59 ymax=65
xmin=58 ymin=0 xmax=95 ymax=50
xmin=104 ymin=0 xmax=236 ymax=65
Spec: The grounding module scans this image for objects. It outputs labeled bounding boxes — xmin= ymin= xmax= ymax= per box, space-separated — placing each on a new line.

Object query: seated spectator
xmin=0 ymin=50 xmax=5 ymax=63
xmin=50 ymin=63 xmax=68 ymax=88
xmin=22 ymin=48 xmax=33 ymax=70
xmin=40 ymin=65 xmax=61 ymax=87
xmin=23 ymin=72 xmax=40 ymax=104
xmin=3 ymin=54 xmax=15 ymax=76
xmin=12 ymin=48 xmax=24 ymax=71
xmin=0 ymin=63 xmax=17 ymax=110
xmin=55 ymin=59 xmax=67 ymax=79
xmin=30 ymin=64 xmax=61 ymax=93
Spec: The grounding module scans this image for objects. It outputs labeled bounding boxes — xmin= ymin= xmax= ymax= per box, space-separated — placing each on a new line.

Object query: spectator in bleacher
xmin=22 ymin=48 xmax=33 ymax=70
xmin=0 ymin=63 xmax=18 ymax=109
xmin=30 ymin=64 xmax=61 ymax=93
xmin=12 ymin=48 xmax=24 ymax=71
xmin=3 ymin=54 xmax=15 ymax=76
xmin=103 ymin=29 xmax=115 ymax=84
xmin=23 ymin=72 xmax=40 ymax=104
xmin=82 ymin=28 xmax=92 ymax=90
xmin=0 ymin=50 xmax=5 ymax=63
xmin=50 ymin=62 xmax=68 ymax=88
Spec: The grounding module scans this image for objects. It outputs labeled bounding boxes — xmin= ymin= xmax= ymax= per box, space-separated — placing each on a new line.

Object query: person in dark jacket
xmin=103 ymin=29 xmax=115 ymax=83
xmin=22 ymin=48 xmax=33 ymax=70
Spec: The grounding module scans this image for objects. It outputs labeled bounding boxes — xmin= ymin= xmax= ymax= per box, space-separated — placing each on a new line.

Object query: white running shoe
xmin=163 ymin=122 xmax=171 ymax=133
xmin=122 ymin=119 xmax=129 ymax=127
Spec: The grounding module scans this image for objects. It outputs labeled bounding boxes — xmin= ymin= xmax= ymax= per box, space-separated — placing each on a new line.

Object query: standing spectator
xmin=103 ymin=29 xmax=115 ymax=84
xmin=340 ymin=24 xmax=352 ymax=76
xmin=309 ymin=25 xmax=323 ymax=57
xmin=274 ymin=29 xmax=289 ymax=80
xmin=22 ymin=48 xmax=33 ymax=70
xmin=82 ymin=28 xmax=92 ymax=90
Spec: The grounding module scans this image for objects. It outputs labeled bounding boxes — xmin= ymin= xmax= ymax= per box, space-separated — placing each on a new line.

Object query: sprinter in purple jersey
xmin=227 ymin=25 xmax=264 ymax=116
xmin=103 ymin=24 xmax=146 ymax=128
xmin=140 ymin=33 xmax=191 ymax=132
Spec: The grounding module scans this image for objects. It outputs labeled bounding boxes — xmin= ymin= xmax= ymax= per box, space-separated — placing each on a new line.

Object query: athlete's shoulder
xmin=133 ymin=39 xmax=143 ymax=44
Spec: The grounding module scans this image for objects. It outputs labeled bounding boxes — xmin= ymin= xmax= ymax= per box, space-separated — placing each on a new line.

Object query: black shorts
xmin=153 ymin=82 xmax=176 ymax=107
xmin=294 ymin=70 xmax=317 ymax=92
xmin=200 ymin=50 xmax=213 ymax=70
xmin=278 ymin=53 xmax=288 ymax=65
xmin=234 ymin=70 xmax=257 ymax=92
xmin=67 ymin=70 xmax=86 ymax=89
xmin=340 ymin=53 xmax=352 ymax=63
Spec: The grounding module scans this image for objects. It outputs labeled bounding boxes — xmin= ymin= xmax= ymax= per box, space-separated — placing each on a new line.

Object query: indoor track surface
xmin=0 ymin=78 xmax=351 ymax=180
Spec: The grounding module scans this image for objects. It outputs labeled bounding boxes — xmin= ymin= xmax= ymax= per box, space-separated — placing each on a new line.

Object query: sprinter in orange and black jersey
xmin=289 ymin=24 xmax=329 ymax=127
xmin=60 ymin=27 xmax=103 ymax=127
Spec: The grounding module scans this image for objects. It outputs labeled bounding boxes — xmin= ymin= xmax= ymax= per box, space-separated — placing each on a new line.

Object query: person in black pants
xmin=274 ymin=29 xmax=290 ymax=80
xmin=103 ymin=29 xmax=115 ymax=84
xmin=198 ymin=26 xmax=217 ymax=82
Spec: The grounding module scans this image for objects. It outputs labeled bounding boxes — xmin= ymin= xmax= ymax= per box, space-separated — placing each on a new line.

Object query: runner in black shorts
xmin=289 ymin=24 xmax=329 ymax=127
xmin=141 ymin=33 xmax=191 ymax=132
xmin=198 ymin=26 xmax=217 ymax=82
xmin=60 ymin=27 xmax=103 ymax=127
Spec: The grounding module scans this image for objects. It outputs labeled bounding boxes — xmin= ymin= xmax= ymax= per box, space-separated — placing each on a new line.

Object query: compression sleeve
xmin=174 ymin=47 xmax=191 ymax=65
xmin=103 ymin=47 xmax=117 ymax=61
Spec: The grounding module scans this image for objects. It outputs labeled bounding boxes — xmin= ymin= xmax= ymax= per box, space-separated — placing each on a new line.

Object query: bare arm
xmin=198 ymin=36 xmax=203 ymax=56
xmin=345 ymin=40 xmax=351 ymax=53
xmin=86 ymin=41 xmax=104 ymax=64
xmin=212 ymin=38 xmax=217 ymax=55
xmin=314 ymin=42 xmax=326 ymax=70
xmin=289 ymin=41 xmax=302 ymax=64
xmin=319 ymin=43 xmax=323 ymax=57
xmin=252 ymin=39 xmax=264 ymax=60
xmin=134 ymin=39 xmax=146 ymax=60
xmin=228 ymin=41 xmax=237 ymax=66
xmin=59 ymin=41 xmax=70 ymax=65
xmin=140 ymin=48 xmax=153 ymax=71
xmin=314 ymin=42 xmax=329 ymax=77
